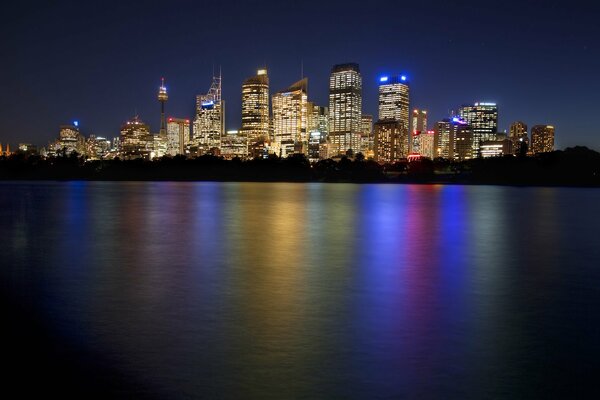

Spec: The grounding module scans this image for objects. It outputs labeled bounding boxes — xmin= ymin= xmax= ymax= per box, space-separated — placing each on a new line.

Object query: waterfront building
xmin=454 ymin=122 xmax=474 ymax=160
xmin=167 ymin=118 xmax=190 ymax=156
xmin=411 ymin=109 xmax=427 ymax=154
xmin=360 ymin=114 xmax=373 ymax=155
xmin=420 ymin=130 xmax=436 ymax=159
xmin=530 ymin=125 xmax=555 ymax=154
xmin=241 ymin=69 xmax=270 ymax=157
xmin=374 ymin=119 xmax=404 ymax=163
xmin=378 ymin=75 xmax=409 ymax=157
xmin=220 ymin=130 xmax=248 ymax=160
xmin=458 ymin=102 xmax=498 ymax=155
xmin=328 ymin=63 xmax=362 ymax=155
xmin=272 ymin=78 xmax=308 ymax=158
xmin=50 ymin=123 xmax=85 ymax=156
xmin=120 ymin=116 xmax=153 ymax=159
xmin=193 ymin=74 xmax=224 ymax=156
xmin=480 ymin=139 xmax=513 ymax=157
xmin=85 ymin=135 xmax=111 ymax=160
xmin=509 ymin=121 xmax=529 ymax=155
xmin=434 ymin=119 xmax=453 ymax=159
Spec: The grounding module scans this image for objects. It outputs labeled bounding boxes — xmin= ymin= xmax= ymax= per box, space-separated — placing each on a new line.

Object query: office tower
xmin=411 ymin=109 xmax=427 ymax=154
xmin=193 ymin=73 xmax=224 ymax=156
xmin=241 ymin=69 xmax=270 ymax=153
xmin=509 ymin=121 xmax=529 ymax=155
xmin=434 ymin=120 xmax=452 ymax=159
xmin=167 ymin=118 xmax=191 ymax=156
xmin=158 ymin=78 xmax=168 ymax=137
xmin=378 ymin=75 xmax=410 ymax=157
xmin=530 ymin=125 xmax=555 ymax=154
xmin=120 ymin=116 xmax=153 ymax=159
xmin=50 ymin=122 xmax=85 ymax=156
xmin=454 ymin=121 xmax=474 ymax=160
xmin=328 ymin=63 xmax=362 ymax=154
xmin=374 ymin=119 xmax=403 ymax=163
xmin=307 ymin=103 xmax=329 ymax=137
xmin=360 ymin=114 xmax=373 ymax=155
xmin=420 ymin=130 xmax=436 ymax=159
xmin=458 ymin=102 xmax=498 ymax=155
xmin=272 ymin=78 xmax=308 ymax=158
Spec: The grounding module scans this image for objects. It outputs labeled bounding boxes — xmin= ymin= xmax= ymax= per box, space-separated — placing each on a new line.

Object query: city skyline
xmin=1 ymin=1 xmax=597 ymax=150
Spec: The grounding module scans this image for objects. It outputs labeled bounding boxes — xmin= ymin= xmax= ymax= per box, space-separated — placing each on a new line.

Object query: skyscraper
xmin=328 ymin=63 xmax=362 ymax=154
xmin=458 ymin=102 xmax=498 ymax=155
xmin=509 ymin=121 xmax=529 ymax=155
xmin=120 ymin=116 xmax=153 ymax=159
xmin=411 ymin=109 xmax=427 ymax=154
xmin=378 ymin=75 xmax=410 ymax=157
xmin=272 ymin=78 xmax=308 ymax=158
xmin=374 ymin=119 xmax=403 ymax=163
xmin=193 ymin=74 xmax=224 ymax=156
xmin=167 ymin=118 xmax=190 ymax=156
xmin=50 ymin=123 xmax=85 ymax=156
xmin=241 ymin=69 xmax=270 ymax=149
xmin=531 ymin=125 xmax=555 ymax=154
xmin=360 ymin=114 xmax=373 ymax=156
xmin=434 ymin=119 xmax=453 ymax=159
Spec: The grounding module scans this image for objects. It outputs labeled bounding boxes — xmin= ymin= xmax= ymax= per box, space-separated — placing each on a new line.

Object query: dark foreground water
xmin=1 ymin=182 xmax=599 ymax=399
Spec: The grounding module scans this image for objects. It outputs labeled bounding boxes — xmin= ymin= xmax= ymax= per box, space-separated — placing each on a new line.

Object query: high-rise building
xmin=458 ymin=102 xmax=498 ymax=155
xmin=120 ymin=116 xmax=153 ymax=159
xmin=411 ymin=109 xmax=427 ymax=154
xmin=374 ymin=119 xmax=403 ymax=163
xmin=531 ymin=125 xmax=555 ymax=154
xmin=360 ymin=114 xmax=373 ymax=156
xmin=420 ymin=130 xmax=436 ymax=159
xmin=378 ymin=75 xmax=410 ymax=157
xmin=509 ymin=121 xmax=529 ymax=155
xmin=434 ymin=119 xmax=453 ymax=159
xmin=193 ymin=74 xmax=224 ymax=155
xmin=221 ymin=130 xmax=248 ymax=160
xmin=272 ymin=78 xmax=308 ymax=158
xmin=241 ymin=69 xmax=270 ymax=149
xmin=50 ymin=122 xmax=85 ymax=156
xmin=167 ymin=118 xmax=190 ymax=156
xmin=328 ymin=63 xmax=362 ymax=154
xmin=454 ymin=122 xmax=474 ymax=160
xmin=85 ymin=135 xmax=111 ymax=160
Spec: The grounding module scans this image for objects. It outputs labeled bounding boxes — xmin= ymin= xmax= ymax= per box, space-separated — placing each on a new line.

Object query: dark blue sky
xmin=1 ymin=0 xmax=598 ymax=150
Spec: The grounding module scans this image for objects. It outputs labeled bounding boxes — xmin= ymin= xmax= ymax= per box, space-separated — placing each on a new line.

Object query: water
xmin=1 ymin=182 xmax=599 ymax=398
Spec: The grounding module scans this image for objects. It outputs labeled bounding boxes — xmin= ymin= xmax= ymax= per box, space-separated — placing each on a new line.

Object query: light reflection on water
xmin=1 ymin=182 xmax=599 ymax=398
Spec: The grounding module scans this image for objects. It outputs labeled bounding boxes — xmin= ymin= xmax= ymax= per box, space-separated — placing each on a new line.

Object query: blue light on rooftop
xmin=73 ymin=121 xmax=79 ymax=127
xmin=401 ymin=75 xmax=407 ymax=81
xmin=379 ymin=76 xmax=389 ymax=82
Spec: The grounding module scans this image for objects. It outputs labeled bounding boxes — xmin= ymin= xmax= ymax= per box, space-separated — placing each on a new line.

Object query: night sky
xmin=1 ymin=0 xmax=598 ymax=150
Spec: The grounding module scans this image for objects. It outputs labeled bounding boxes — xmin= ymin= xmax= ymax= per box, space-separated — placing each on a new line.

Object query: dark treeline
xmin=1 ymin=146 xmax=599 ymax=186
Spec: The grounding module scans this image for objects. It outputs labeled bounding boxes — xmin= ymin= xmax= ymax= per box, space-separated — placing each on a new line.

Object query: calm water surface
xmin=1 ymin=182 xmax=599 ymax=398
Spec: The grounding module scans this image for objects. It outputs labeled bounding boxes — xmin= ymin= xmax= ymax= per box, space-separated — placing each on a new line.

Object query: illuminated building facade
xmin=374 ymin=119 xmax=402 ymax=163
xmin=167 ymin=118 xmax=190 ymax=156
xmin=120 ymin=116 xmax=153 ymax=159
xmin=458 ymin=102 xmax=498 ymax=155
xmin=411 ymin=109 xmax=427 ymax=154
xmin=51 ymin=123 xmax=85 ymax=156
xmin=158 ymin=78 xmax=168 ymax=137
xmin=434 ymin=119 xmax=453 ymax=159
xmin=480 ymin=139 xmax=513 ymax=157
xmin=241 ymin=69 xmax=270 ymax=153
xmin=328 ymin=63 xmax=362 ymax=154
xmin=378 ymin=75 xmax=409 ymax=157
xmin=509 ymin=121 xmax=529 ymax=155
xmin=193 ymin=74 xmax=224 ymax=156
xmin=420 ymin=130 xmax=436 ymax=159
xmin=272 ymin=78 xmax=308 ymax=158
xmin=85 ymin=135 xmax=111 ymax=160
xmin=454 ymin=122 xmax=474 ymax=160
xmin=360 ymin=114 xmax=373 ymax=156
xmin=531 ymin=125 xmax=555 ymax=154
xmin=220 ymin=130 xmax=248 ymax=160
